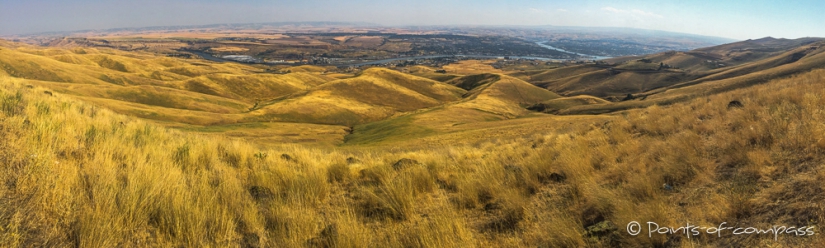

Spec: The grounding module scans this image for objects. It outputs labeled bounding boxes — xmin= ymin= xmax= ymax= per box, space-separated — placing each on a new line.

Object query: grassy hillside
xmin=442 ymin=60 xmax=503 ymax=74
xmin=250 ymin=68 xmax=466 ymax=126
xmin=3 ymin=68 xmax=825 ymax=247
xmin=3 ymin=42 xmax=508 ymax=145
xmin=529 ymin=95 xmax=611 ymax=114
xmin=522 ymin=39 xmax=825 ymax=114
xmin=523 ymin=38 xmax=825 ymax=101
xmin=455 ymin=74 xmax=561 ymax=115
xmin=0 ymin=41 xmax=361 ymax=145
xmin=512 ymin=64 xmax=604 ymax=82
xmin=180 ymin=73 xmax=330 ymax=101
xmin=448 ymin=73 xmax=502 ymax=90
xmin=559 ymin=41 xmax=825 ymax=115
xmin=651 ymin=42 xmax=825 ymax=92
xmin=30 ymin=83 xmax=250 ymax=113
xmin=345 ymin=74 xmax=562 ymax=145
xmin=280 ymin=65 xmax=333 ymax=73
xmin=404 ymin=66 xmax=462 ymax=82
xmin=538 ymin=69 xmax=692 ymax=98
xmin=0 ymin=42 xmax=333 ymax=109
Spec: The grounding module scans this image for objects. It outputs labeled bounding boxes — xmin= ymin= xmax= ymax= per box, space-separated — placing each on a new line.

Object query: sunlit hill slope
xmin=3 ymin=64 xmax=825 ymax=246
xmin=1 ymin=41 xmax=580 ymax=147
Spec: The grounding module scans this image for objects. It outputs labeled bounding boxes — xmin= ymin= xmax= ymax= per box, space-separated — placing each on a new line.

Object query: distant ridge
xmin=6 ymin=22 xmax=736 ymax=47
xmin=4 ymin=21 xmax=380 ymax=37
xmin=429 ymin=25 xmax=738 ymax=45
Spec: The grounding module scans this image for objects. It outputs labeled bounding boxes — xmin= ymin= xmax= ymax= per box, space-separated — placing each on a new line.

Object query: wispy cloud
xmin=601 ymin=7 xmax=622 ymax=14
xmin=529 ymin=8 xmax=545 ymax=14
xmin=557 ymin=8 xmax=569 ymax=12
xmin=601 ymin=6 xmax=663 ymax=19
xmin=631 ymin=9 xmax=663 ymax=18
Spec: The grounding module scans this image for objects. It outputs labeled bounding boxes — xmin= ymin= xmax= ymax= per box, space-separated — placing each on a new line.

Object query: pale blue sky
xmin=1 ymin=0 xmax=823 ymax=40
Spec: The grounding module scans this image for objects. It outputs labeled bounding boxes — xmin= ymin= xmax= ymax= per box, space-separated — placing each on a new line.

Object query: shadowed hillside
xmin=454 ymin=74 xmax=561 ymax=116
xmin=516 ymin=38 xmax=825 ymax=114
xmin=345 ymin=74 xmax=562 ymax=144
xmin=557 ymin=40 xmax=825 ymax=115
xmin=406 ymin=65 xmax=462 ymax=82
xmin=522 ymin=38 xmax=825 ymax=98
xmin=528 ymin=95 xmax=611 ymax=114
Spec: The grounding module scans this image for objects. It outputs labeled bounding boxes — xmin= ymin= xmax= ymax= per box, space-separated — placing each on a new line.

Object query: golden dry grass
xmin=342 ymin=73 xmax=564 ymax=145
xmin=172 ymin=122 xmax=351 ymax=148
xmin=0 ymin=42 xmax=361 ymax=145
xmin=3 ymin=67 xmax=825 ymax=247
xmin=531 ymin=95 xmax=611 ymax=114
xmin=252 ymin=68 xmax=466 ymax=126
xmin=556 ymin=44 xmax=825 ymax=115
xmin=281 ymin=65 xmax=331 ymax=74
xmin=524 ymin=39 xmax=825 ymax=103
xmin=442 ymin=60 xmax=503 ymax=75
xmin=3 ymin=36 xmax=825 ymax=247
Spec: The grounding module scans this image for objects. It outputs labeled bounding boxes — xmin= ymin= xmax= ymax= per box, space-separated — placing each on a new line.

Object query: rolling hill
xmin=4 ymin=66 xmax=824 ymax=247
xmin=4 ymin=41 xmax=580 ymax=148
xmin=527 ymin=95 xmax=611 ymax=114
xmin=4 ymin=36 xmax=825 ymax=146
xmin=0 ymin=41 xmax=352 ymax=144
xmin=522 ymin=37 xmax=825 ymax=97
xmin=345 ymin=73 xmax=563 ymax=144
xmin=1 ymin=41 xmax=495 ymax=144
xmin=249 ymin=68 xmax=467 ymax=126
xmin=406 ymin=65 xmax=462 ymax=82
xmin=514 ymin=37 xmax=825 ymax=114
xmin=3 ymin=29 xmax=825 ymax=248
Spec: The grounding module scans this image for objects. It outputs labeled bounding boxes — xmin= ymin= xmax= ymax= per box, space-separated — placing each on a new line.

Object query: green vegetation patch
xmin=344 ymin=114 xmax=437 ymax=145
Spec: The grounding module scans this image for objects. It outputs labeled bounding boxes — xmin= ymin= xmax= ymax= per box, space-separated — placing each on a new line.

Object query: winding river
xmin=185 ymin=41 xmax=610 ymax=66
xmin=534 ymin=41 xmax=612 ymax=60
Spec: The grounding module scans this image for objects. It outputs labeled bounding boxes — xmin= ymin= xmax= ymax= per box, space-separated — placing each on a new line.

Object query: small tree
xmin=622 ymin=94 xmax=636 ymax=101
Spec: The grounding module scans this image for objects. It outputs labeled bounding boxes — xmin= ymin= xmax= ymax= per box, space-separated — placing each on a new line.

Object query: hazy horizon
xmin=2 ymin=0 xmax=824 ymax=40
